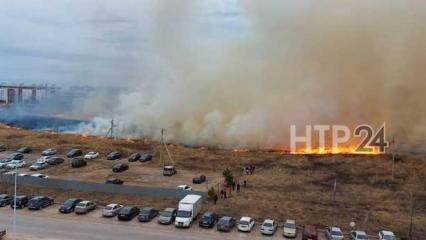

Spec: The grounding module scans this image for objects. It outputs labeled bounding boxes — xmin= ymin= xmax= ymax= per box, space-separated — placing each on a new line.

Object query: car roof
xmin=164 ymin=207 xmax=176 ymax=212
xmin=177 ymin=185 xmax=188 ymax=188
xmin=164 ymin=165 xmax=175 ymax=168
xmin=107 ymin=203 xmax=119 ymax=207
xmin=240 ymin=216 xmax=252 ymax=221
xmin=285 ymin=219 xmax=296 ymax=224
xmin=381 ymin=231 xmax=394 ymax=236
xmin=142 ymin=207 xmax=154 ymax=211
xmin=221 ymin=216 xmax=232 ymax=220
xmin=331 ymin=227 xmax=342 ymax=232
xmin=355 ymin=231 xmax=367 ymax=235
xmin=79 ymin=200 xmax=91 ymax=204
xmin=263 ymin=219 xmax=274 ymax=224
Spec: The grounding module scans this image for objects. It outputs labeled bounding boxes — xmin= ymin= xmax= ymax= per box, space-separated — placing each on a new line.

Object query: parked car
xmin=326 ymin=226 xmax=344 ymax=240
xmin=283 ymin=219 xmax=297 ymax=238
xmin=138 ymin=207 xmax=159 ymax=222
xmin=379 ymin=231 xmax=396 ymax=240
xmin=350 ymin=231 xmax=369 ymax=240
xmin=303 ymin=225 xmax=319 ymax=240
xmin=41 ymin=148 xmax=57 ymax=156
xmin=261 ymin=219 xmax=277 ymax=235
xmin=84 ymin=151 xmax=99 ymax=160
xmin=7 ymin=153 xmax=24 ymax=161
xmin=10 ymin=195 xmax=29 ymax=209
xmin=217 ymin=216 xmax=236 ymax=232
xmin=75 ymin=200 xmax=96 ymax=214
xmin=102 ymin=203 xmax=123 ymax=217
xmin=0 ymin=194 xmax=13 ymax=207
xmin=107 ymin=151 xmax=121 ymax=160
xmin=199 ymin=212 xmax=219 ymax=228
xmin=105 ymin=178 xmax=123 ymax=185
xmin=158 ymin=208 xmax=177 ymax=225
xmin=192 ymin=174 xmax=206 ymax=184
xmin=67 ymin=149 xmax=82 ymax=158
xmin=71 ymin=158 xmax=87 ymax=168
xmin=177 ymin=185 xmax=192 ymax=191
xmin=16 ymin=147 xmax=32 ymax=154
xmin=30 ymin=173 xmax=48 ymax=178
xmin=29 ymin=162 xmax=50 ymax=171
xmin=36 ymin=156 xmax=51 ymax=164
xmin=112 ymin=163 xmax=129 ymax=173
xmin=18 ymin=173 xmax=30 ymax=177
xmin=47 ymin=157 xmax=64 ymax=165
xmin=117 ymin=206 xmax=140 ymax=221
xmin=128 ymin=153 xmax=141 ymax=162
xmin=59 ymin=198 xmax=83 ymax=213
xmin=139 ymin=154 xmax=152 ymax=162
xmin=28 ymin=196 xmax=54 ymax=210
xmin=163 ymin=165 xmax=177 ymax=176
xmin=6 ymin=160 xmax=26 ymax=169
xmin=238 ymin=216 xmax=255 ymax=232
xmin=0 ymin=144 xmax=5 ymax=152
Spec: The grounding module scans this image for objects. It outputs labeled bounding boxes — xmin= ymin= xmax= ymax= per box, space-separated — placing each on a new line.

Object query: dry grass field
xmin=0 ymin=124 xmax=425 ymax=239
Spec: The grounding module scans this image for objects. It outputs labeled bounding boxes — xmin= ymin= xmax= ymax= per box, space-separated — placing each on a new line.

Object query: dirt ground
xmin=0 ymin=124 xmax=425 ymax=239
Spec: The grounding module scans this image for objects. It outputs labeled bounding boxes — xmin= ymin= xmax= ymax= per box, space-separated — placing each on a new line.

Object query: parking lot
xmin=0 ymin=150 xmax=221 ymax=191
xmin=0 ymin=205 xmax=327 ymax=240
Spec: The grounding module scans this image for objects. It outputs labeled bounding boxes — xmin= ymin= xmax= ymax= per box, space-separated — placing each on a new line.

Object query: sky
xmin=0 ymin=0 xmax=246 ymax=86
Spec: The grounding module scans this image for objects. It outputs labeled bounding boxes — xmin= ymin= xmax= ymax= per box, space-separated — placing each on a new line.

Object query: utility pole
xmin=105 ymin=119 xmax=117 ymax=139
xmin=160 ymin=128 xmax=165 ymax=167
xmin=332 ymin=178 xmax=337 ymax=226
xmin=391 ymin=152 xmax=395 ymax=182
xmin=13 ymin=166 xmax=17 ymax=239
xmin=409 ymin=192 xmax=414 ymax=240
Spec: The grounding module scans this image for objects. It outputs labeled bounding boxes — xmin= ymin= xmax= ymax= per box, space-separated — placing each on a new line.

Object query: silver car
xmin=260 ymin=219 xmax=277 ymax=235
xmin=102 ymin=203 xmax=123 ymax=217
xmin=75 ymin=200 xmax=96 ymax=214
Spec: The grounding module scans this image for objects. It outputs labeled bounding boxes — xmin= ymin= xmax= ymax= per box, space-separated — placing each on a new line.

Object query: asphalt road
xmin=0 ymin=208 xmax=326 ymax=240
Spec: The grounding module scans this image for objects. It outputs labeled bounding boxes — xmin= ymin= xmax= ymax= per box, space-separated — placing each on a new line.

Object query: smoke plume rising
xmin=75 ymin=0 xmax=426 ymax=150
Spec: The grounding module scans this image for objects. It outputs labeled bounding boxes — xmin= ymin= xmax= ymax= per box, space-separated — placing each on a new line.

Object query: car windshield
xmin=358 ymin=234 xmax=368 ymax=240
xmin=383 ymin=235 xmax=395 ymax=240
xmin=218 ymin=218 xmax=230 ymax=225
xmin=64 ymin=200 xmax=75 ymax=206
xmin=284 ymin=223 xmax=296 ymax=228
xmin=105 ymin=206 xmax=114 ymax=210
xmin=29 ymin=199 xmax=39 ymax=204
xmin=332 ymin=231 xmax=343 ymax=236
xmin=77 ymin=202 xmax=86 ymax=207
xmin=161 ymin=211 xmax=173 ymax=217
xmin=142 ymin=209 xmax=151 ymax=214
xmin=263 ymin=223 xmax=273 ymax=228
xmin=176 ymin=210 xmax=191 ymax=218
xmin=240 ymin=220 xmax=249 ymax=225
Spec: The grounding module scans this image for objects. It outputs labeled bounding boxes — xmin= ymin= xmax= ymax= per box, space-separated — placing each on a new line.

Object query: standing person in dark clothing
xmin=223 ymin=190 xmax=227 ymax=198
xmin=237 ymin=183 xmax=241 ymax=192
xmin=213 ymin=194 xmax=218 ymax=205
xmin=232 ymin=182 xmax=236 ymax=191
xmin=243 ymin=180 xmax=247 ymax=188
xmin=220 ymin=189 xmax=224 ymax=199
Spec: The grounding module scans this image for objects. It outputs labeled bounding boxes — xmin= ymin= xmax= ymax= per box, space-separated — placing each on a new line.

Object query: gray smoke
xmin=73 ymin=0 xmax=426 ymax=150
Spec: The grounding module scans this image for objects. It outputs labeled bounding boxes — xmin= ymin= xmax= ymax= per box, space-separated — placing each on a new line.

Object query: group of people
xmin=214 ymin=180 xmax=246 ymax=204
xmin=244 ymin=165 xmax=256 ymax=175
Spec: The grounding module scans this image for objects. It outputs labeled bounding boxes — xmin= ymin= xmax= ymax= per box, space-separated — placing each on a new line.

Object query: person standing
xmin=213 ymin=194 xmax=218 ymax=205
xmin=237 ymin=183 xmax=241 ymax=192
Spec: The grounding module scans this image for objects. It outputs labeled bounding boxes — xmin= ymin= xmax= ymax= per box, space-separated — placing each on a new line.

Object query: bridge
xmin=0 ymin=84 xmax=57 ymax=105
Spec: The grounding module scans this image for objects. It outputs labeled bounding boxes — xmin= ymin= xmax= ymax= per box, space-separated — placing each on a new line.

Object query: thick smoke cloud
xmin=76 ymin=0 xmax=426 ymax=150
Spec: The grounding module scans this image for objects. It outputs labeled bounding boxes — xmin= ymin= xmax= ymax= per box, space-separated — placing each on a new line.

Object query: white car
xmin=351 ymin=231 xmax=369 ymax=240
xmin=177 ymin=185 xmax=192 ymax=191
xmin=326 ymin=226 xmax=344 ymax=240
xmin=102 ymin=203 xmax=123 ymax=217
xmin=18 ymin=173 xmax=30 ymax=177
xmin=6 ymin=160 xmax=26 ymax=169
xmin=42 ymin=148 xmax=57 ymax=156
xmin=84 ymin=151 xmax=99 ymax=160
xmin=31 ymin=173 xmax=49 ymax=179
xmin=283 ymin=219 xmax=297 ymax=238
xmin=260 ymin=219 xmax=277 ymax=235
xmin=237 ymin=216 xmax=255 ymax=232
xmin=379 ymin=231 xmax=396 ymax=240
xmin=36 ymin=156 xmax=51 ymax=164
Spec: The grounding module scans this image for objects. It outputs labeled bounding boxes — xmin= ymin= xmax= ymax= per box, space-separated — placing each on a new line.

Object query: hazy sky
xmin=0 ymin=0 xmax=245 ymax=86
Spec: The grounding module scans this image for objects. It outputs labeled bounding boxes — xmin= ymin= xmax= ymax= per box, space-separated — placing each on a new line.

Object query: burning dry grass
xmin=0 ymin=124 xmax=425 ymax=238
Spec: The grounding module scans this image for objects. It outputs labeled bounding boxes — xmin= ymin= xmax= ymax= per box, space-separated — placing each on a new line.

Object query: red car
xmin=303 ymin=225 xmax=318 ymax=240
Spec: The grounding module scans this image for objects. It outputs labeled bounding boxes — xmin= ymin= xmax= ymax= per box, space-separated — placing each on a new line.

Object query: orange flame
xmin=291 ymin=146 xmax=381 ymax=155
